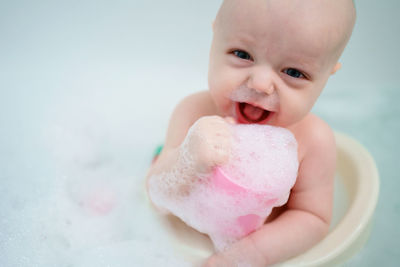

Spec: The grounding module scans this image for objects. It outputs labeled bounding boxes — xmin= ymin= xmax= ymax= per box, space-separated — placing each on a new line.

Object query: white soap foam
xmin=223 ymin=124 xmax=298 ymax=194
xmin=0 ymin=110 xmax=193 ymax=267
xmin=230 ymin=85 xmax=280 ymax=112
xmin=148 ymin=123 xmax=299 ymax=251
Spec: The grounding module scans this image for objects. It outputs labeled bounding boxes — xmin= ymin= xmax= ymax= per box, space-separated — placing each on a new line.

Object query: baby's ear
xmin=331 ymin=62 xmax=342 ymax=75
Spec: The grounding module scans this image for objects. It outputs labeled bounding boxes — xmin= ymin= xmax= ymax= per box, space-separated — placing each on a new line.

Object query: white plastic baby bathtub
xmin=152 ymin=132 xmax=379 ymax=266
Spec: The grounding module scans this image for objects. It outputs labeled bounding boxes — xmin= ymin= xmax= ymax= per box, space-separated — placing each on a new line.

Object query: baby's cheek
xmin=210 ymin=88 xmax=233 ymax=115
xmin=276 ymin=105 xmax=305 ymax=127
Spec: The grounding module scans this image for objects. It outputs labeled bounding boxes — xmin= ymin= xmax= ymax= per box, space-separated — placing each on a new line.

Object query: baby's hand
xmin=182 ymin=115 xmax=235 ymax=174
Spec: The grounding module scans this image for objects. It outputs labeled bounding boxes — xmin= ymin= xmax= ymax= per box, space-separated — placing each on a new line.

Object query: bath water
xmin=0 ymin=99 xmax=349 ymax=267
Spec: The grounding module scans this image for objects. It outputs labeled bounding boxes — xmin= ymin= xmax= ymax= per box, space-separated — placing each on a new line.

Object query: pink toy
xmin=211 ymin=167 xmax=279 ymax=235
xmin=195 ymin=124 xmax=299 ymax=249
xmin=148 ymin=124 xmax=299 ymax=250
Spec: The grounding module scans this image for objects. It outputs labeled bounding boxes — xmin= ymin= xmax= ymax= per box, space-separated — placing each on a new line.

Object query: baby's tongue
xmin=242 ymin=103 xmax=265 ymax=121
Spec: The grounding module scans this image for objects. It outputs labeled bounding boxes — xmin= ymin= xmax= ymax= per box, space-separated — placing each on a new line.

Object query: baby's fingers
xmin=224 ymin=116 xmax=237 ymax=125
xmin=211 ymin=140 xmax=231 ymax=166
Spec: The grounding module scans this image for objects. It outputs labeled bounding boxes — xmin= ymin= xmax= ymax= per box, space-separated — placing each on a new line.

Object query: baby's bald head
xmin=207 ymin=0 xmax=356 ymax=127
xmin=214 ymin=0 xmax=356 ymax=63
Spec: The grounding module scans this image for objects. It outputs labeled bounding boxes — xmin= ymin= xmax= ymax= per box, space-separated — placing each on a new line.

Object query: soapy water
xmin=0 ymin=102 xmax=350 ymax=267
xmin=0 ymin=109 xmax=351 ymax=267
xmin=0 ymin=108 xmax=193 ymax=267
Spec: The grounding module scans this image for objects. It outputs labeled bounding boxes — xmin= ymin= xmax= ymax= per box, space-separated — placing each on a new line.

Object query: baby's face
xmin=208 ymin=0 xmax=353 ymax=127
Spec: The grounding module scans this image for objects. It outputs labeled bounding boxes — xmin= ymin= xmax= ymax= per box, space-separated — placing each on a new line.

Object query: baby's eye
xmin=233 ymin=50 xmax=252 ymax=61
xmin=283 ymin=68 xmax=305 ymax=79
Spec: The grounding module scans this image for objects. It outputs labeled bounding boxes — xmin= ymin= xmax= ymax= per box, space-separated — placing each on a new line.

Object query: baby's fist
xmin=182 ymin=116 xmax=234 ymax=173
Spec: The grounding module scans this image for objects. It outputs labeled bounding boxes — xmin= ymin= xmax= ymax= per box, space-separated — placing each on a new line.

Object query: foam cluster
xmin=148 ymin=123 xmax=298 ymax=251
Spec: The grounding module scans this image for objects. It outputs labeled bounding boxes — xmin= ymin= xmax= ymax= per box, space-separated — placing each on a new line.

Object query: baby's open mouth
xmin=236 ymin=102 xmax=271 ymax=124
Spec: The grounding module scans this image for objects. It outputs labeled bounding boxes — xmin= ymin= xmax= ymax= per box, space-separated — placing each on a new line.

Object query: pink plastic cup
xmin=210 ymin=167 xmax=278 ymax=236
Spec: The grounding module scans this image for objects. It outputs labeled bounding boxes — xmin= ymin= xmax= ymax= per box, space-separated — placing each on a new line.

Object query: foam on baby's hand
xmin=148 ymin=124 xmax=298 ymax=251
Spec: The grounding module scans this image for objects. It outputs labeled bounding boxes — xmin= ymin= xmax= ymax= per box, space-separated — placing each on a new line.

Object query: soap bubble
xmin=148 ymin=124 xmax=298 ymax=250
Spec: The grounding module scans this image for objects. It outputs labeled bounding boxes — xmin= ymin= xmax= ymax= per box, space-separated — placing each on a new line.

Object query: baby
xmin=147 ymin=0 xmax=356 ymax=266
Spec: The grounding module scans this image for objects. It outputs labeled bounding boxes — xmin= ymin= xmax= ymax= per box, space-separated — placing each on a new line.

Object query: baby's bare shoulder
xmin=172 ymin=91 xmax=217 ymax=119
xmin=178 ymin=90 xmax=215 ymax=108
xmin=290 ymin=113 xmax=336 ymax=191
xmin=163 ymin=91 xmax=217 ymax=149
xmin=287 ymin=114 xmax=336 ymax=223
xmin=293 ymin=113 xmax=335 ymax=158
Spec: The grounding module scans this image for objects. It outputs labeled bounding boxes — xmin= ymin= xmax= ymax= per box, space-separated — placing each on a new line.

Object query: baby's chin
xmin=235 ymin=102 xmax=274 ymax=125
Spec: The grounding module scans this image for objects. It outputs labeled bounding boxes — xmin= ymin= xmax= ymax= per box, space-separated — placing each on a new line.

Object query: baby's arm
xmin=146 ymin=93 xmax=206 ymax=178
xmin=146 ymin=92 xmax=232 ymax=207
xmin=205 ymin=119 xmax=336 ymax=267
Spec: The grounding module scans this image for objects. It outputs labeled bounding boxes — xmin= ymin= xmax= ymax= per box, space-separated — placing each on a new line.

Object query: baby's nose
xmin=248 ymin=66 xmax=275 ymax=95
